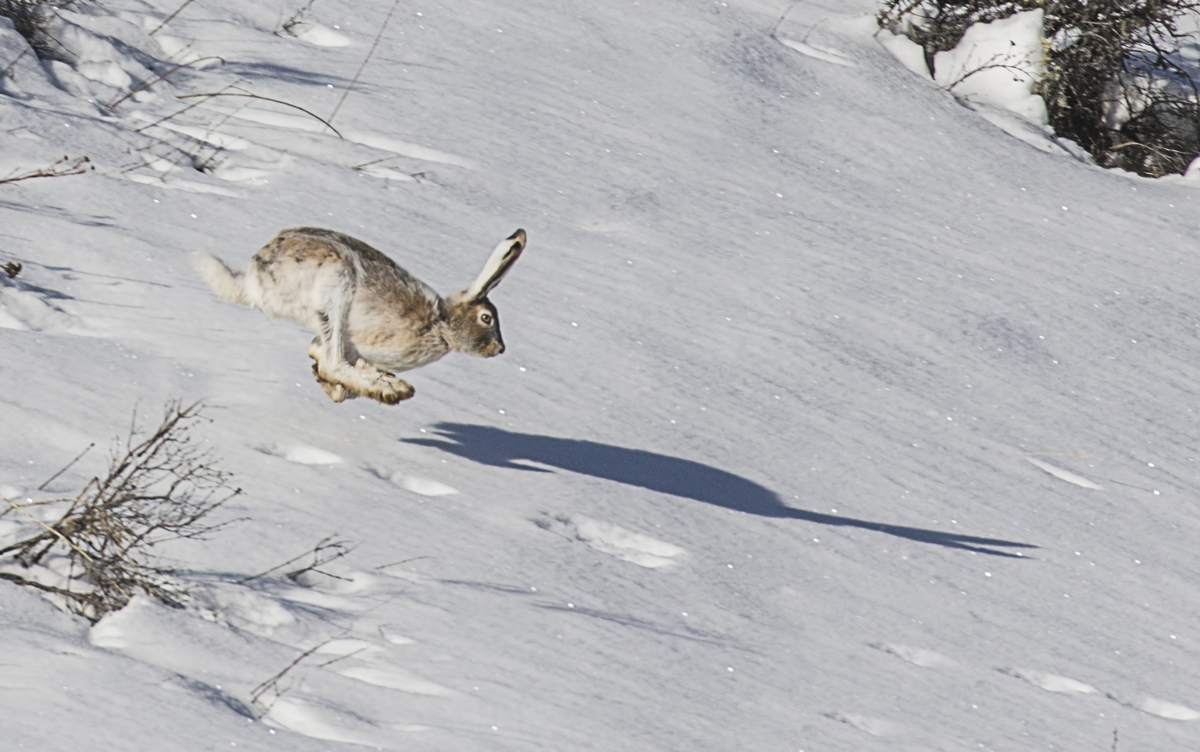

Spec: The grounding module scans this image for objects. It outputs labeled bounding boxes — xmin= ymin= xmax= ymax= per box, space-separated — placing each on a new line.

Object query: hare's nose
xmin=496 ymin=342 xmax=505 ymax=354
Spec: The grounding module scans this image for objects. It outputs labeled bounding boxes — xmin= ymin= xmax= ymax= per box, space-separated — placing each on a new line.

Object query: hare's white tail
xmin=190 ymin=251 xmax=247 ymax=304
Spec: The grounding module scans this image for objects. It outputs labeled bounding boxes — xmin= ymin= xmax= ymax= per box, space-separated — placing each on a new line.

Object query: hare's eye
xmin=479 ymin=312 xmax=493 ymax=326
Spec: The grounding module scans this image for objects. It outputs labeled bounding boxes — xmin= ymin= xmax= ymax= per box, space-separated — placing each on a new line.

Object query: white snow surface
xmin=2 ymin=0 xmax=1200 ymax=750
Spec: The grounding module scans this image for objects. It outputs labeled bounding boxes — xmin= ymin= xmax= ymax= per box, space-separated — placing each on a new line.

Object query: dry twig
xmin=108 ymin=56 xmax=226 ymax=109
xmin=0 ymin=155 xmax=92 ymax=185
xmin=238 ymin=535 xmax=355 ymax=584
xmin=177 ymin=91 xmax=343 ymax=137
xmin=148 ymin=0 xmax=198 ymax=36
xmin=328 ymin=0 xmax=401 ymax=125
xmin=249 ymin=632 xmax=345 ymax=716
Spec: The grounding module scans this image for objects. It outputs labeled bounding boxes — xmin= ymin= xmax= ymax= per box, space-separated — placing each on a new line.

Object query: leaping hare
xmin=190 ymin=227 xmax=526 ymax=404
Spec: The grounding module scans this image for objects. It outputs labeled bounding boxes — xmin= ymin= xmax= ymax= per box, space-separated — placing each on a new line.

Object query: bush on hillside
xmin=0 ymin=1 xmax=78 ymax=64
xmin=879 ymin=0 xmax=1200 ymax=177
xmin=0 ymin=402 xmax=240 ymax=622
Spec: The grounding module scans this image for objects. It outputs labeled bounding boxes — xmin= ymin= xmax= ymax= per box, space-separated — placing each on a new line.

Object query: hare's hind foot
xmin=309 ymin=351 xmax=414 ymax=405
xmin=354 ymin=359 xmax=415 ymax=404
xmin=312 ymin=363 xmax=359 ymax=403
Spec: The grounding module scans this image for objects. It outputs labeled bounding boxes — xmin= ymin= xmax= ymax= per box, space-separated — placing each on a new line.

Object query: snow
xmin=2 ymin=0 xmax=1200 ymax=750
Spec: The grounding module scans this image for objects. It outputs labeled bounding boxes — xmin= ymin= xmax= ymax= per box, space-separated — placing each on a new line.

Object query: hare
xmin=190 ymin=227 xmax=526 ymax=404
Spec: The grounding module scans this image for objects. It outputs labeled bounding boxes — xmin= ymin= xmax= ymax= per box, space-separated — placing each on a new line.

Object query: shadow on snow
xmin=403 ymin=423 xmax=1037 ymax=558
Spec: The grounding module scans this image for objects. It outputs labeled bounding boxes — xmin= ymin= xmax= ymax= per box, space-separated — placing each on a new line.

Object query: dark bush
xmin=0 ymin=1 xmax=78 ymax=64
xmin=879 ymin=0 xmax=1200 ymax=177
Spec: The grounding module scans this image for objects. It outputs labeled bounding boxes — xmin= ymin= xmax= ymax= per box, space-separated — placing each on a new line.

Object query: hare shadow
xmin=403 ymin=424 xmax=1037 ymax=558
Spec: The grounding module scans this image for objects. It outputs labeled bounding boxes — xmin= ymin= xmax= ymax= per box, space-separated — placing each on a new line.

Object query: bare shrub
xmin=878 ymin=0 xmax=1200 ymax=177
xmin=0 ymin=1 xmax=78 ymax=64
xmin=0 ymin=401 xmax=241 ymax=622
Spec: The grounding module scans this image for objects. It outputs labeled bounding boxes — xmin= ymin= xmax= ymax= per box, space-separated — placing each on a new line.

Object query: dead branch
xmin=0 ymin=46 xmax=29 ymax=79
xmin=2 ymin=261 xmax=20 ymax=279
xmin=0 ymin=155 xmax=92 ymax=185
xmin=328 ymin=0 xmax=401 ymax=125
xmin=250 ymin=632 xmax=346 ymax=717
xmin=238 ymin=535 xmax=354 ymax=584
xmin=148 ymin=0 xmax=198 ymax=36
xmin=108 ymin=56 xmax=226 ymax=109
xmin=177 ymin=92 xmax=343 ymax=137
xmin=37 ymin=442 xmax=94 ymax=491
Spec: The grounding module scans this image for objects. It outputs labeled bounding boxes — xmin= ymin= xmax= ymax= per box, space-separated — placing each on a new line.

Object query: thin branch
xmin=237 ymin=535 xmax=353 ymax=584
xmin=0 ymin=156 xmax=92 ymax=185
xmin=108 ymin=56 xmax=226 ymax=109
xmin=373 ymin=555 xmax=431 ymax=570
xmin=4 ymin=499 xmax=97 ymax=565
xmin=250 ymin=632 xmax=346 ymax=715
xmin=770 ymin=1 xmax=801 ymax=39
xmin=328 ymin=0 xmax=401 ymax=125
xmin=177 ymin=92 xmax=343 ymax=137
xmin=0 ymin=47 xmax=30 ymax=80
xmin=38 ymin=443 xmax=95 ymax=491
xmin=148 ymin=0 xmax=198 ymax=36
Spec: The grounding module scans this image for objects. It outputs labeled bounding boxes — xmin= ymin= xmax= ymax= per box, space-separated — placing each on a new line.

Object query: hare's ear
xmin=462 ymin=229 xmax=526 ymax=302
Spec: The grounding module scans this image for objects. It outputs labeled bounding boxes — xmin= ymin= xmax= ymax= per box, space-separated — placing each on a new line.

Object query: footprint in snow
xmin=314 ymin=634 xmax=453 ymax=696
xmin=822 ymin=711 xmax=902 ymax=737
xmin=869 ymin=642 xmax=955 ymax=668
xmin=0 ymin=278 xmax=89 ymax=335
xmin=335 ymin=665 xmax=455 ymax=697
xmin=262 ymin=696 xmax=391 ymax=747
xmin=259 ymin=443 xmax=343 ymax=465
xmin=1107 ymin=693 xmax=1200 ymax=721
xmin=394 ymin=475 xmax=458 ymax=496
xmin=535 ymin=513 xmax=687 ymax=569
xmin=366 ymin=466 xmax=458 ymax=496
xmin=776 ymin=37 xmax=857 ymax=67
xmin=282 ymin=21 xmax=351 ymax=47
xmin=1025 ymin=457 xmax=1103 ymax=490
xmin=999 ymin=667 xmax=1098 ymax=694
xmin=377 ymin=625 xmax=416 ymax=645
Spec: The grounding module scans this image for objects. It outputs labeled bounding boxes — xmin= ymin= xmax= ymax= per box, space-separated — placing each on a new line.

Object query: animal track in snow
xmin=823 ymin=711 xmax=902 ymax=737
xmin=366 ymin=466 xmax=458 ymax=496
xmin=776 ymin=38 xmax=857 ymax=67
xmin=263 ymin=697 xmax=392 ymax=747
xmin=283 ymin=22 xmax=351 ymax=47
xmin=377 ymin=625 xmax=416 ymax=645
xmin=0 ymin=280 xmax=89 ymax=335
xmin=1025 ymin=457 xmax=1103 ymax=490
xmin=869 ymin=638 xmax=1196 ymax=727
xmin=999 ymin=667 xmax=1097 ymax=694
xmin=395 ymin=475 xmax=458 ymax=496
xmin=343 ymin=131 xmax=476 ymax=169
xmin=259 ymin=443 xmax=343 ymax=465
xmin=869 ymin=642 xmax=955 ymax=668
xmin=535 ymin=513 xmax=687 ymax=568
xmin=1108 ymin=693 xmax=1200 ymax=721
xmin=336 ymin=665 xmax=455 ymax=697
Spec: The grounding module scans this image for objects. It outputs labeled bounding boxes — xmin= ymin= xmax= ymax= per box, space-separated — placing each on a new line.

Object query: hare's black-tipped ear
xmin=463 ymin=229 xmax=525 ymax=302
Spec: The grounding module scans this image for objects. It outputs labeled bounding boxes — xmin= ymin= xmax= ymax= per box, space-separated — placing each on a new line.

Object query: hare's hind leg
xmin=307 ymin=267 xmax=415 ymax=405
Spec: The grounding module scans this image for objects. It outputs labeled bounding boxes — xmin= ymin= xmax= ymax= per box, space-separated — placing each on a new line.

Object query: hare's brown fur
xmin=191 ymin=227 xmax=525 ymax=404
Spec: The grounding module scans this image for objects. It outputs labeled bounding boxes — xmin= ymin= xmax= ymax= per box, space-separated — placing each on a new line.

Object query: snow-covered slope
xmin=3 ymin=0 xmax=1200 ymax=749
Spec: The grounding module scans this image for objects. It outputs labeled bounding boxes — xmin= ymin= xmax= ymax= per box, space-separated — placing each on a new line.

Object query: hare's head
xmin=443 ymin=229 xmax=525 ymax=357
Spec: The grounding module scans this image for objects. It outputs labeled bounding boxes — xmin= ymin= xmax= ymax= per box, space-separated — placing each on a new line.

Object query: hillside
xmin=2 ymin=1 xmax=1200 ymax=750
